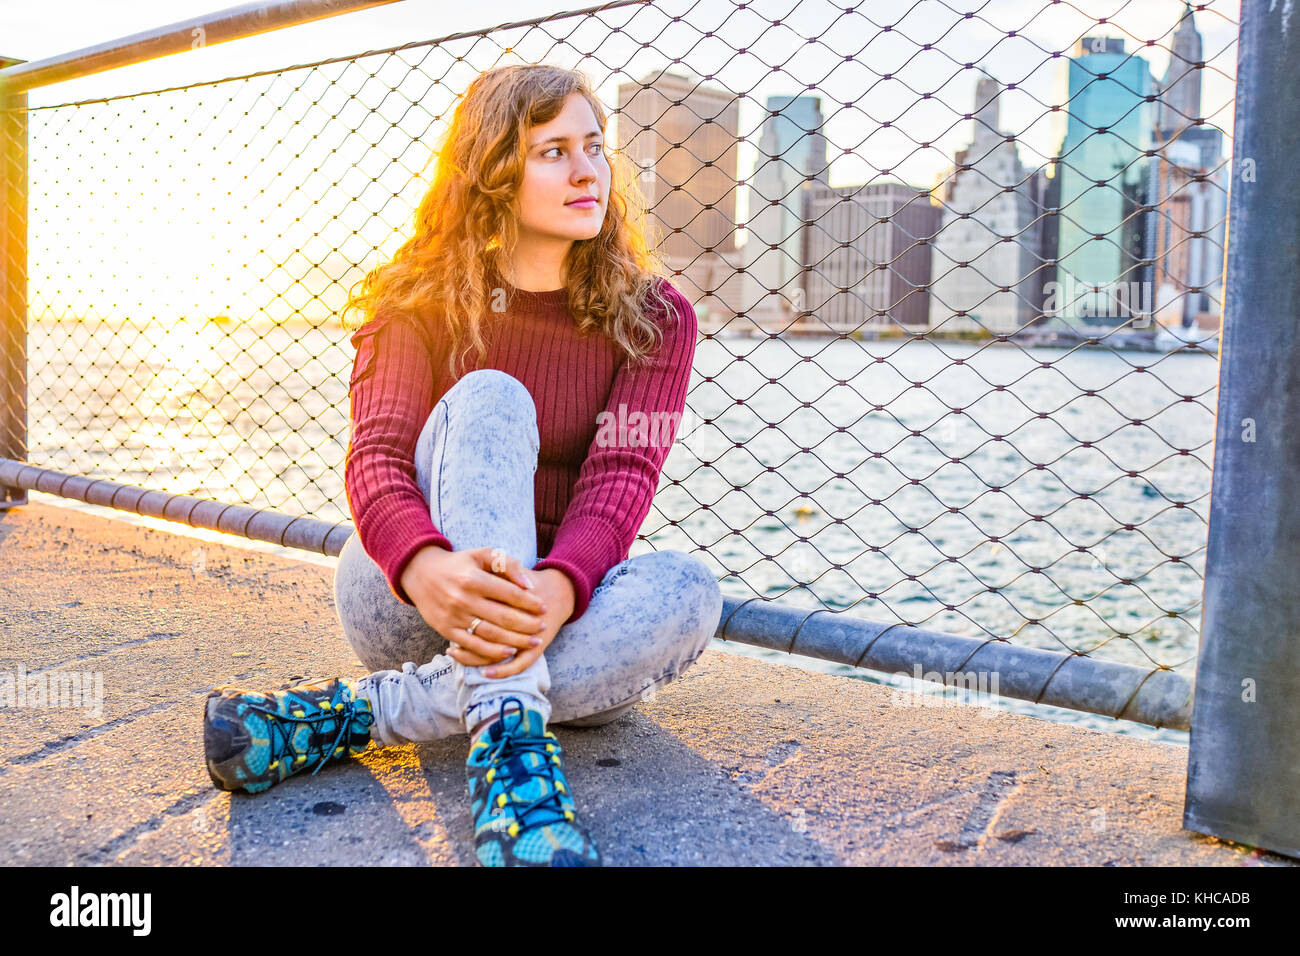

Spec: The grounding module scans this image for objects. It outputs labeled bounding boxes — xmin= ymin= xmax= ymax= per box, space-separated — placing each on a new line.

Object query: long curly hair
xmin=343 ymin=63 xmax=675 ymax=379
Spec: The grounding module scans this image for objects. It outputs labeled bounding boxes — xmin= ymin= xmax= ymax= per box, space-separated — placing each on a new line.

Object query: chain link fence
xmin=3 ymin=0 xmax=1238 ymax=698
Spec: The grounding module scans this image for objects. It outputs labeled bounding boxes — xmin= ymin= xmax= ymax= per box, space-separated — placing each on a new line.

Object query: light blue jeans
xmin=334 ymin=369 xmax=723 ymax=747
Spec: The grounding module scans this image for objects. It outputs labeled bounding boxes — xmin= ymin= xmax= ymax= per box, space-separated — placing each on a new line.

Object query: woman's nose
xmin=572 ymin=153 xmax=598 ymax=183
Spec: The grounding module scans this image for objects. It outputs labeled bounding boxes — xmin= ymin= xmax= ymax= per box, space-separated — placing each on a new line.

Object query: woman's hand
xmin=472 ymin=567 xmax=575 ymax=678
xmin=399 ymin=545 xmax=549 ymax=667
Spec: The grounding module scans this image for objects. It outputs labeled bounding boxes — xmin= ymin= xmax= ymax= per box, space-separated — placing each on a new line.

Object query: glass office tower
xmin=1054 ymin=37 xmax=1158 ymax=327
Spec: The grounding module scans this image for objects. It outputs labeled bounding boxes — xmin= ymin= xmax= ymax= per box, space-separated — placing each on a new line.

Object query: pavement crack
xmin=78 ymin=789 xmax=219 ymax=865
xmin=8 ymin=631 xmax=183 ymax=675
xmin=732 ymin=740 xmax=804 ymax=787
xmin=0 ymin=674 xmax=259 ymax=775
xmin=879 ymin=789 xmax=970 ymax=829
xmin=934 ymin=770 xmax=1020 ymax=853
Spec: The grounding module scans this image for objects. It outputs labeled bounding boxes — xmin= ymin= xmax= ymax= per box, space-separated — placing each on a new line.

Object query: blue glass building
xmin=1053 ymin=38 xmax=1158 ymax=327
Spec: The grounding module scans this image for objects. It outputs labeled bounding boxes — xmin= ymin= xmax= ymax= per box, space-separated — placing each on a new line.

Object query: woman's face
xmin=516 ymin=92 xmax=610 ymax=251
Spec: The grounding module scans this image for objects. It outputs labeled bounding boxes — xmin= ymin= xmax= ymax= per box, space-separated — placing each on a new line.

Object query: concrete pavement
xmin=0 ymin=502 xmax=1290 ymax=866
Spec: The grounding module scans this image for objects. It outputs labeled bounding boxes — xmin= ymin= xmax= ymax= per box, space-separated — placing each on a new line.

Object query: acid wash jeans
xmin=334 ymin=369 xmax=724 ymax=747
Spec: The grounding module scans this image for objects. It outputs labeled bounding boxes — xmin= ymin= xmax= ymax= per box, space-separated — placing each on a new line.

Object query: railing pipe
xmin=0 ymin=458 xmax=351 ymax=555
xmin=718 ymin=596 xmax=1193 ymax=731
xmin=0 ymin=0 xmax=401 ymax=94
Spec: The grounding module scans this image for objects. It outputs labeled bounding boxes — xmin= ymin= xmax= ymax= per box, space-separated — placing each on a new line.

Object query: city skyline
xmin=609 ymin=3 xmax=1225 ymax=341
xmin=6 ymin=0 xmax=1237 ymax=336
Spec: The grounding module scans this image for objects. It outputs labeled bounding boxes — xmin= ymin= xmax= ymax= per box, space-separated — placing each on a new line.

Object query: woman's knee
xmin=437 ymin=369 xmax=540 ymax=462
xmin=581 ymin=550 xmax=721 ymax=675
xmin=448 ymin=369 xmax=535 ymax=418
xmin=334 ymin=533 xmax=449 ymax=672
xmin=635 ymin=550 xmax=723 ymax=648
xmin=545 ymin=552 xmax=719 ymax=727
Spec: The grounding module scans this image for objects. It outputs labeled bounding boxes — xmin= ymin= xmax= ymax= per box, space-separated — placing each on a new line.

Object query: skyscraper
xmin=1052 ymin=37 xmax=1158 ymax=328
xmin=742 ymin=95 xmax=830 ymax=329
xmin=803 ymin=181 xmax=940 ymax=331
xmin=928 ymin=73 xmax=1045 ymax=334
xmin=1157 ymin=3 xmax=1204 ymax=140
xmin=1150 ymin=4 xmax=1227 ymax=335
xmin=615 ymin=68 xmax=742 ymax=331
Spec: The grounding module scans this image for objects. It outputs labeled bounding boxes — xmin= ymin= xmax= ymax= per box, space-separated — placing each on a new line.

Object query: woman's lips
xmin=566 ymin=199 xmax=598 ymax=208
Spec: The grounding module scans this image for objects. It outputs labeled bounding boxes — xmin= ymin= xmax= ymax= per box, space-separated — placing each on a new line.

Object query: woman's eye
xmin=543 ymin=144 xmax=603 ymax=158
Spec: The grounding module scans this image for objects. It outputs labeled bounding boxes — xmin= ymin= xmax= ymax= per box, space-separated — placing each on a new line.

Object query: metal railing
xmin=0 ymin=0 xmax=1241 ymax=735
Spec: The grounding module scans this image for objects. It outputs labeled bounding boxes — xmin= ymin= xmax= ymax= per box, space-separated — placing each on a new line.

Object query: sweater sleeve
xmin=344 ymin=310 xmax=453 ymax=605
xmin=533 ymin=280 xmax=699 ymax=624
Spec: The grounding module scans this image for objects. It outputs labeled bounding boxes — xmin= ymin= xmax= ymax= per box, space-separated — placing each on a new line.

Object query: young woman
xmin=201 ymin=64 xmax=724 ymax=867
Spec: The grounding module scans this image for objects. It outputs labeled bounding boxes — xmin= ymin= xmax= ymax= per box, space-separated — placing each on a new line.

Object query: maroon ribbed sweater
xmin=344 ymin=268 xmax=698 ymax=624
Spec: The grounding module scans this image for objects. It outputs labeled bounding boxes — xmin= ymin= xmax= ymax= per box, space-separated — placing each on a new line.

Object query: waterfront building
xmin=1052 ymin=37 xmax=1158 ymax=328
xmin=928 ymin=73 xmax=1045 ymax=334
xmin=802 ymin=182 xmax=940 ymax=332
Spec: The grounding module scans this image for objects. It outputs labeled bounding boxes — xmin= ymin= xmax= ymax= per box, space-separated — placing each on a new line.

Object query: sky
xmin=0 ymin=0 xmax=1243 ymax=323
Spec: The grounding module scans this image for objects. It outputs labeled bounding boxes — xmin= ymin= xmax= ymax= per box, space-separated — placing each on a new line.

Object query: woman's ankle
xmin=464 ymin=694 xmax=550 ymax=743
xmin=470 ymin=715 xmax=500 ymax=742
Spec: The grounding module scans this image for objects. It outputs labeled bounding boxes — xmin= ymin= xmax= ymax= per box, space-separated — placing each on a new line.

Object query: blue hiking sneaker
xmin=466 ymin=697 xmax=601 ymax=866
xmin=204 ymin=677 xmax=374 ymax=794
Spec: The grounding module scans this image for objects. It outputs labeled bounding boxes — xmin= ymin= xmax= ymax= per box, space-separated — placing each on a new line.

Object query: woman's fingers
xmin=447 ymin=613 xmax=538 ymax=665
xmin=487 ymin=547 xmax=533 ymax=591
xmin=452 ymin=627 xmax=524 ymax=662
xmin=479 ymin=549 xmax=547 ymax=615
xmin=447 ymin=644 xmax=497 ymax=668
xmin=482 ymin=645 xmax=541 ymax=679
xmin=473 ymin=613 xmax=538 ymax=650
xmin=473 ymin=566 xmax=547 ymax=616
xmin=462 ymin=585 xmax=546 ymax=639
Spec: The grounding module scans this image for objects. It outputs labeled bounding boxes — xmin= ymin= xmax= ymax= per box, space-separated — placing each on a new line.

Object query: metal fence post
xmin=1184 ymin=1 xmax=1300 ymax=857
xmin=0 ymin=55 xmax=27 ymax=509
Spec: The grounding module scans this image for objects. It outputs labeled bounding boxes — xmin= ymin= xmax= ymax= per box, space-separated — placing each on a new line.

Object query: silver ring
xmin=466 ymin=617 xmax=482 ymax=636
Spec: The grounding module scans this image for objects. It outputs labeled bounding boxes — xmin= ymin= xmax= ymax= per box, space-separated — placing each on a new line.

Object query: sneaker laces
xmin=482 ymin=698 xmax=572 ymax=832
xmin=244 ymin=683 xmax=374 ymax=777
